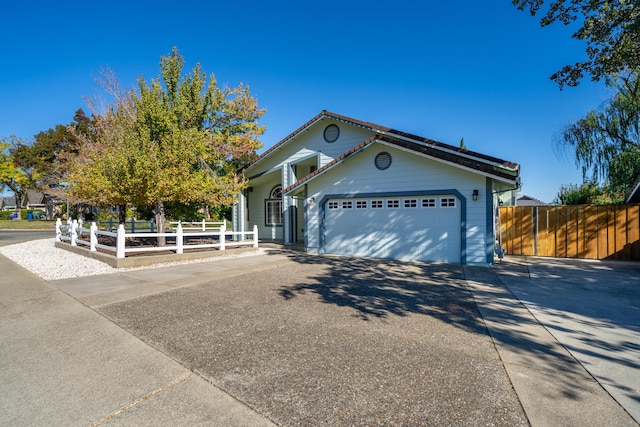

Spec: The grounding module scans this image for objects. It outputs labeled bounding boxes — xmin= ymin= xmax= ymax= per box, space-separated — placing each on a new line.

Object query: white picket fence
xmin=56 ymin=218 xmax=258 ymax=259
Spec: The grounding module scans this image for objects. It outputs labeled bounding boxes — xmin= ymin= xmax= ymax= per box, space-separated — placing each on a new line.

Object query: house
xmin=626 ymin=177 xmax=640 ymax=204
xmin=1 ymin=196 xmax=16 ymax=210
xmin=232 ymin=111 xmax=521 ymax=265
xmin=22 ymin=190 xmax=47 ymax=211
xmin=517 ymin=194 xmax=548 ymax=206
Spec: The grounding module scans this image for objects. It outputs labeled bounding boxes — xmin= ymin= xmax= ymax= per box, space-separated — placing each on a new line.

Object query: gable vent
xmin=374 ymin=152 xmax=392 ymax=170
xmin=323 ymin=124 xmax=340 ymax=143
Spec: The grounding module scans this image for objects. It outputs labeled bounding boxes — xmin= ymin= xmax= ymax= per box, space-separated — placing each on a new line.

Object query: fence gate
xmin=498 ymin=205 xmax=640 ymax=260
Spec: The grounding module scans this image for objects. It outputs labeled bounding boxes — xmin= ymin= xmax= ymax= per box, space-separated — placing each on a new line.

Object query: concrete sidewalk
xmin=0 ymin=254 xmax=276 ymax=426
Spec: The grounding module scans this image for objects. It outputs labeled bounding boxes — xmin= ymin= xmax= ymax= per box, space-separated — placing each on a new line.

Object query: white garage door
xmin=324 ymin=195 xmax=461 ymax=262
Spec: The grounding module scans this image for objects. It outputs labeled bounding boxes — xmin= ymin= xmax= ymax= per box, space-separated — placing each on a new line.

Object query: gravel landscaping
xmin=0 ymin=238 xmax=269 ymax=281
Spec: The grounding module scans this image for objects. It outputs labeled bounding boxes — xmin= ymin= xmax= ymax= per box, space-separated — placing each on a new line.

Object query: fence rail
xmin=498 ymin=205 xmax=640 ymax=260
xmin=56 ymin=219 xmax=258 ymax=259
xmin=95 ymin=218 xmax=225 ymax=233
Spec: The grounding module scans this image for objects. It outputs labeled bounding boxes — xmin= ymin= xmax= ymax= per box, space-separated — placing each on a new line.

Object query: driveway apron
xmin=93 ymin=254 xmax=528 ymax=426
xmin=491 ymin=256 xmax=640 ymax=424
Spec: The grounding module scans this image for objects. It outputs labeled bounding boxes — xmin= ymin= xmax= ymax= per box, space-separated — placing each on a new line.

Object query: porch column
xmin=232 ymin=192 xmax=247 ymax=236
xmin=282 ymin=164 xmax=293 ymax=245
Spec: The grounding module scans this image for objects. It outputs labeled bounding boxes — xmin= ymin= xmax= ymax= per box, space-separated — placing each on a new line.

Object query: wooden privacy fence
xmin=498 ymin=205 xmax=640 ymax=260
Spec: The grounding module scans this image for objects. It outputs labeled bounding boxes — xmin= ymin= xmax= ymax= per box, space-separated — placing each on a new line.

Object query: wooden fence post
xmin=116 ymin=224 xmax=125 ymax=259
xmin=253 ymin=225 xmax=258 ymax=248
xmin=176 ymin=223 xmax=183 ymax=254
xmin=90 ymin=222 xmax=98 ymax=252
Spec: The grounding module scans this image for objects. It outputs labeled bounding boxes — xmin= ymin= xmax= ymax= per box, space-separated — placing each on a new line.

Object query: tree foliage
xmin=0 ymin=137 xmax=39 ymax=219
xmin=11 ymin=109 xmax=91 ymax=192
xmin=559 ymin=69 xmax=640 ymax=194
xmin=554 ymin=182 xmax=625 ymax=204
xmin=68 ymin=47 xmax=266 ymax=227
xmin=513 ymin=0 xmax=640 ymax=88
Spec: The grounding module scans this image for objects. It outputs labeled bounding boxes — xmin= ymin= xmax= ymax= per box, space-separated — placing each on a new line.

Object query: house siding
xmin=304 ymin=144 xmax=490 ymax=264
xmin=247 ymin=175 xmax=284 ymax=241
xmin=245 ymin=119 xmax=376 ymax=178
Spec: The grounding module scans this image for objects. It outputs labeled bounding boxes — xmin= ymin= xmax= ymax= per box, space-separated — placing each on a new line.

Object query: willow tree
xmin=560 ymin=69 xmax=640 ymax=196
xmin=68 ymin=47 xmax=265 ymax=233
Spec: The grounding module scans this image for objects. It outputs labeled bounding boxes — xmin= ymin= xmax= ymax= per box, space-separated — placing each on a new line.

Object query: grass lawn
xmin=0 ymin=220 xmax=56 ymax=230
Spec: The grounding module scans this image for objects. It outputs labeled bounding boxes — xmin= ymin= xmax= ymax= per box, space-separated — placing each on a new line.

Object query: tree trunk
xmin=118 ymin=204 xmax=127 ymax=224
xmin=155 ymin=200 xmax=166 ymax=246
xmin=13 ymin=189 xmax=24 ymax=221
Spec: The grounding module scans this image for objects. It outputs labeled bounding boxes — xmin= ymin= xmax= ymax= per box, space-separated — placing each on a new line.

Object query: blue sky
xmin=1 ymin=1 xmax=611 ymax=202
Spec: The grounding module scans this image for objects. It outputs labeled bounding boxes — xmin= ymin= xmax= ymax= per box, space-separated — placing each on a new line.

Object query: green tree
xmin=11 ymin=109 xmax=91 ymax=191
xmin=513 ymin=0 xmax=640 ymax=88
xmin=559 ymin=69 xmax=640 ymax=194
xmin=68 ymin=47 xmax=265 ymax=233
xmin=0 ymin=137 xmax=39 ymax=220
xmin=554 ymin=182 xmax=625 ymax=204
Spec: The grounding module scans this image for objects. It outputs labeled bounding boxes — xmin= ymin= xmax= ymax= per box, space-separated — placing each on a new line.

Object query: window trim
xmin=440 ymin=197 xmax=456 ymax=208
xmin=265 ymin=199 xmax=283 ymax=226
xmin=421 ymin=198 xmax=436 ymax=208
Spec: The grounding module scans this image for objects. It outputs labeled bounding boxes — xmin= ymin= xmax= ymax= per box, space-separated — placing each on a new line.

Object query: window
xmin=356 ymin=200 xmax=368 ymax=209
xmin=422 ymin=198 xmax=436 ymax=208
xmin=371 ymin=200 xmax=384 ymax=209
xmin=441 ymin=197 xmax=456 ymax=208
xmin=328 ymin=201 xmax=339 ymax=210
xmin=342 ymin=201 xmax=353 ymax=209
xmin=269 ymin=185 xmax=282 ymax=199
xmin=266 ymin=185 xmax=283 ymax=226
xmin=404 ymin=199 xmax=417 ymax=208
xmin=387 ymin=199 xmax=399 ymax=208
xmin=265 ymin=200 xmax=282 ymax=225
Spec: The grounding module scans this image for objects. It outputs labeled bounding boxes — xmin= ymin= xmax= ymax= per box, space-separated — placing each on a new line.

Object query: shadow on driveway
xmin=98 ymin=253 xmax=528 ymax=426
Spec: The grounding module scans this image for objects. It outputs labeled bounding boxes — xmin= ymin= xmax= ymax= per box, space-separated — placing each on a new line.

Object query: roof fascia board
xmin=626 ymin=178 xmax=640 ymax=203
xmin=246 ymin=111 xmax=385 ymax=172
xmin=284 ymin=143 xmax=372 ymax=194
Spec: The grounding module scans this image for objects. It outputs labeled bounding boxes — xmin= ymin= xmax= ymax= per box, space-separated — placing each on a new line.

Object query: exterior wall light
xmin=472 ymin=189 xmax=479 ymax=201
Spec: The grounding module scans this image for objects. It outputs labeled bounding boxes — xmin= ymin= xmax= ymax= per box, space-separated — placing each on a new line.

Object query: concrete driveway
xmin=492 ymin=256 xmax=640 ymax=423
xmin=90 ymin=253 xmax=528 ymax=426
xmin=2 ymin=240 xmax=638 ymax=426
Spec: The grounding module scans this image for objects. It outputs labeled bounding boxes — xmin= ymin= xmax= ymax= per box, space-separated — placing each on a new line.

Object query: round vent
xmin=374 ymin=152 xmax=392 ymax=170
xmin=323 ymin=124 xmax=340 ymax=143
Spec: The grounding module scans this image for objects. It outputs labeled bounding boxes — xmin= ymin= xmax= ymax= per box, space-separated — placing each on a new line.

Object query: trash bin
xmin=27 ymin=212 xmax=33 ymax=220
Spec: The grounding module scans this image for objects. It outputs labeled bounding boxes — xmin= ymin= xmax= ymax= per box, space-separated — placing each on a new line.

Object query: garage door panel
xmin=324 ymin=196 xmax=461 ymax=262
